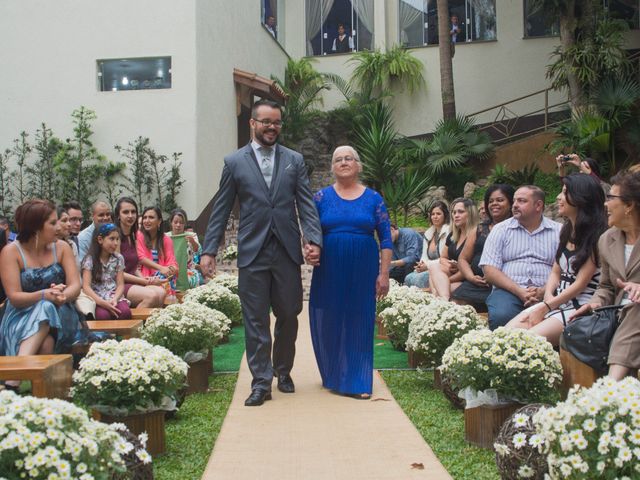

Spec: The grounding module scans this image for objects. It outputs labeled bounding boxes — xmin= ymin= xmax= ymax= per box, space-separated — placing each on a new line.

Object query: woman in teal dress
xmin=309 ymin=146 xmax=392 ymax=399
xmin=0 ymin=200 xmax=81 ymax=375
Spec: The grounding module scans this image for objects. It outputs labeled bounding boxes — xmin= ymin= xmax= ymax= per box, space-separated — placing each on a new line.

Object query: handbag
xmin=561 ymin=305 xmax=625 ymax=374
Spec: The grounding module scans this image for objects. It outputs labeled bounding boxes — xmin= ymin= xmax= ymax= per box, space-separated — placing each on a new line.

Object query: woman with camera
xmin=571 ymin=168 xmax=640 ymax=380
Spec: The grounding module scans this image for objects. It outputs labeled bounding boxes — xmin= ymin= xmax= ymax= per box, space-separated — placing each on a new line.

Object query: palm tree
xmin=436 ymin=0 xmax=456 ymax=120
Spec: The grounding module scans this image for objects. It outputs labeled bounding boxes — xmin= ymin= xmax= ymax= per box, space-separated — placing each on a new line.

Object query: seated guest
xmin=114 ymin=198 xmax=165 ymax=308
xmin=452 ymin=184 xmax=514 ymax=309
xmin=166 ymin=208 xmax=204 ymax=289
xmin=389 ymin=224 xmax=423 ymax=284
xmin=480 ymin=186 xmax=562 ymax=330
xmin=77 ymin=201 xmax=112 ymax=264
xmin=55 ymin=205 xmax=78 ymax=258
xmin=0 ymin=200 xmax=81 ymax=374
xmin=136 ymin=206 xmax=178 ymax=283
xmin=506 ymin=175 xmax=606 ymax=346
xmin=405 ymin=201 xmax=450 ymax=288
xmin=81 ymin=223 xmax=131 ymax=320
xmin=572 ymin=168 xmax=640 ymax=380
xmin=332 ymin=23 xmax=354 ymax=53
xmin=63 ymin=201 xmax=83 ymax=250
xmin=0 ymin=216 xmax=17 ymax=242
xmin=427 ymin=198 xmax=479 ymax=300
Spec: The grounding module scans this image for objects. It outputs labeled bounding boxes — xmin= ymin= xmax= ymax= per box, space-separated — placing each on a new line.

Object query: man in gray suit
xmin=201 ymin=100 xmax=322 ymax=406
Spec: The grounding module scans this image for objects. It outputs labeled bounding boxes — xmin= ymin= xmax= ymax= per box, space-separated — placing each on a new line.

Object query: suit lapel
xmin=245 ymin=146 xmax=271 ymax=198
xmin=625 ymin=234 xmax=640 ymax=278
xmin=609 ymin=229 xmax=627 ymax=280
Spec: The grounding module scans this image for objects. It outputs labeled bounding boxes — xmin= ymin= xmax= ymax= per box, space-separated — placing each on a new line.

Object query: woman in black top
xmin=452 ymin=184 xmax=515 ymax=310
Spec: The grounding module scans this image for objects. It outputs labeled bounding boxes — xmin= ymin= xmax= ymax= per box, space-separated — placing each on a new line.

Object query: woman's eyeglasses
xmin=606 ymin=194 xmax=623 ymax=200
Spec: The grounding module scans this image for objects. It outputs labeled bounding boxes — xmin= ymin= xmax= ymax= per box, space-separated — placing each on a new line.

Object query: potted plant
xmin=142 ymin=302 xmax=231 ymax=394
xmin=406 ymin=299 xmax=486 ymax=376
xmin=71 ymin=338 xmax=188 ymax=455
xmin=209 ymin=272 xmax=239 ymax=295
xmin=0 ymin=389 xmax=151 ymax=477
xmin=377 ymin=285 xmax=433 ymax=351
xmin=441 ymin=328 xmax=562 ymax=449
xmin=183 ymin=282 xmax=242 ymax=327
xmin=533 ymin=376 xmax=640 ymax=479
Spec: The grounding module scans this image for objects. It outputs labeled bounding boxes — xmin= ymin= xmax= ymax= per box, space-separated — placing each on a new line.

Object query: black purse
xmin=561 ymin=305 xmax=624 ymax=374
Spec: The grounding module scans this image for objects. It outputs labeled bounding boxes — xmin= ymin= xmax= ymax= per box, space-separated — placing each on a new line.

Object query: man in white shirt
xmin=265 ymin=15 xmax=277 ymax=39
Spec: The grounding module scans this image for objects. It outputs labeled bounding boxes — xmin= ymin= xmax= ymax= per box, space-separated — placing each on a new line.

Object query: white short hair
xmin=332 ymin=145 xmax=361 ymax=164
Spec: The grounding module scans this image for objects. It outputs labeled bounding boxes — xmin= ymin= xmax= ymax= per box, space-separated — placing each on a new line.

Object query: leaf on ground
xmin=411 ymin=463 xmax=424 ymax=469
xmin=376 ymin=342 xmax=385 ymax=346
xmin=371 ymin=397 xmax=391 ymax=402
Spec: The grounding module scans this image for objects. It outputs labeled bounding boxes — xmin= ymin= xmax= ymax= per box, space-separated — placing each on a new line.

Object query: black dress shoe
xmin=277 ymin=374 xmax=295 ymax=393
xmin=244 ymin=389 xmax=272 ymax=406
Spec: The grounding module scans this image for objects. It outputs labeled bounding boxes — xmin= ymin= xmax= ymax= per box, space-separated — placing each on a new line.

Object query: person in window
xmin=332 ymin=24 xmax=354 ymax=53
xmin=265 ymin=15 xmax=277 ymax=39
xmin=450 ymin=14 xmax=462 ymax=56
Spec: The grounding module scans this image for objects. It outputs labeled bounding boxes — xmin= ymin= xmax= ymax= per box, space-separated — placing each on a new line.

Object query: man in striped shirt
xmin=479 ymin=185 xmax=562 ymax=330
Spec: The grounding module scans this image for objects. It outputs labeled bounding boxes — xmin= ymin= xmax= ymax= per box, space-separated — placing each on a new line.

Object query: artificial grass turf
xmin=211 ymin=323 xmax=409 ymax=372
xmin=212 ymin=325 xmax=245 ymax=372
xmin=381 ymin=370 xmax=500 ymax=480
xmin=154 ymin=373 xmax=237 ymax=480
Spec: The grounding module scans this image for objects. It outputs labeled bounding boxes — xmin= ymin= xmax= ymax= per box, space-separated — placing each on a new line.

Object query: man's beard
xmin=255 ymin=129 xmax=278 ymax=146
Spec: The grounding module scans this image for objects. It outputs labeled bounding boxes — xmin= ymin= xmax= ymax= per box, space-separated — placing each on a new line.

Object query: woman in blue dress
xmin=309 ymin=145 xmax=392 ymax=400
xmin=0 ymin=200 xmax=81 ymax=388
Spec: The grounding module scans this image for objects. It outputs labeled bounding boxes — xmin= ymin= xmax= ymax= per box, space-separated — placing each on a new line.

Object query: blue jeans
xmin=404 ymin=271 xmax=429 ymax=288
xmin=486 ymin=288 xmax=524 ymax=330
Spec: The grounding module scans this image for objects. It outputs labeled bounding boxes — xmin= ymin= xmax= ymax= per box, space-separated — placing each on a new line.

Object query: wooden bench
xmin=0 ymin=355 xmax=73 ymax=398
xmin=86 ymin=319 xmax=143 ymax=340
xmin=131 ymin=307 xmax=159 ymax=321
xmin=559 ymin=347 xmax=602 ymax=398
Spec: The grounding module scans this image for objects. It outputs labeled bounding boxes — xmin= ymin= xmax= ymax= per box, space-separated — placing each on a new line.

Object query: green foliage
xmin=0 ymin=149 xmax=13 ymax=216
xmin=272 ymin=58 xmax=330 ymax=148
xmin=348 ymin=46 xmax=425 ymax=97
xmin=28 ymin=123 xmax=63 ymax=201
xmin=533 ymin=171 xmax=563 ymax=204
xmin=115 ymin=136 xmax=154 ymax=209
xmin=11 ymin=131 xmax=31 ymax=204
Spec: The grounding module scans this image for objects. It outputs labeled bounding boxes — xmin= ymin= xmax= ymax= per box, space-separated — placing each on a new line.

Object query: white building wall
xmin=0 ymin=0 xmax=288 ymax=218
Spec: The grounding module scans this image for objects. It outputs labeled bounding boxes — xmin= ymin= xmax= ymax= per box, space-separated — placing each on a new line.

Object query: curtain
xmin=352 ymin=0 xmax=374 ymax=42
xmin=399 ymin=0 xmax=424 ymax=45
xmin=306 ymin=0 xmax=335 ymax=55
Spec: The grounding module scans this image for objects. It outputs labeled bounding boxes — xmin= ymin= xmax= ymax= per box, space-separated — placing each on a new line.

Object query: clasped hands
xmin=43 ymin=283 xmax=67 ymax=306
xmin=518 ymin=286 xmax=544 ymax=308
xmin=303 ymin=243 xmax=321 ymax=266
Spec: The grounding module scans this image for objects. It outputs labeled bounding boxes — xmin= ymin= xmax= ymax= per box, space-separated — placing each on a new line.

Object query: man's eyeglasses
xmin=606 ymin=194 xmax=623 ymax=200
xmin=333 ymin=156 xmax=356 ymax=164
xmin=253 ymin=118 xmax=283 ymax=128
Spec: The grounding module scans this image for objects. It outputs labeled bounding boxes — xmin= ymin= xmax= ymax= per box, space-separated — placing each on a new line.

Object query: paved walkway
xmin=201 ymin=304 xmax=452 ymax=480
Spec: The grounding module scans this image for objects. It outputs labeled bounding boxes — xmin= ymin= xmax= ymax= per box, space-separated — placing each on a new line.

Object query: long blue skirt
xmin=309 ymin=232 xmax=379 ymax=395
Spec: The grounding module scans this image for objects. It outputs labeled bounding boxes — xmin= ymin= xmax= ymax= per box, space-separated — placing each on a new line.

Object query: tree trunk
xmin=559 ymin=0 xmax=583 ymax=112
xmin=437 ymin=0 xmax=456 ymax=120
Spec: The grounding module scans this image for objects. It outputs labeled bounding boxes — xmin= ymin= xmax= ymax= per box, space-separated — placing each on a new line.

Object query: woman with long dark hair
xmin=136 ymin=206 xmax=178 ymax=280
xmin=114 ymin=198 xmax=165 ymax=307
xmin=506 ymin=174 xmax=607 ymax=346
xmin=452 ymin=184 xmax=514 ymax=309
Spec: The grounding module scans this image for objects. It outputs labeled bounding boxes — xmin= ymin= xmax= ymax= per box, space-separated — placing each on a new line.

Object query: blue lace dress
xmin=0 ymin=242 xmax=81 ymax=356
xmin=309 ymin=186 xmax=392 ymax=395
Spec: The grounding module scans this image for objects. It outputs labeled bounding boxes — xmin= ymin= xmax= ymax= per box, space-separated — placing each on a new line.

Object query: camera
xmin=561 ymin=155 xmax=572 ymax=163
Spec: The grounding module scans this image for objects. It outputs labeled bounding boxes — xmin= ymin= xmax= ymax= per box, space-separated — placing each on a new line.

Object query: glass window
xmin=523 ymin=0 xmax=559 ymax=37
xmin=398 ymin=0 xmax=496 ymax=48
xmin=606 ymin=0 xmax=639 ymax=29
xmin=262 ymin=0 xmax=283 ymax=43
xmin=97 ymin=57 xmax=171 ymax=92
xmin=305 ymin=0 xmax=374 ymax=56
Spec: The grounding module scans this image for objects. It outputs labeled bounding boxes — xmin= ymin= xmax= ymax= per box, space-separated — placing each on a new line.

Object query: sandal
xmin=346 ymin=393 xmax=371 ymax=400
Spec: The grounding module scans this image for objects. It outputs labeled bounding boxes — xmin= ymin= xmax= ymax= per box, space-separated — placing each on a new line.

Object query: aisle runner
xmin=202 ymin=304 xmax=452 ymax=480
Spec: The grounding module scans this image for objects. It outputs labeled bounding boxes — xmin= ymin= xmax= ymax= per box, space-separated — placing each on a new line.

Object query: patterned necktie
xmin=259 ymin=147 xmax=273 ymax=188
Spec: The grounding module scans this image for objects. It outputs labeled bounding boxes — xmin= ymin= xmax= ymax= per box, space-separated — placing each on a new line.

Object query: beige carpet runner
xmin=202 ymin=303 xmax=452 ymax=480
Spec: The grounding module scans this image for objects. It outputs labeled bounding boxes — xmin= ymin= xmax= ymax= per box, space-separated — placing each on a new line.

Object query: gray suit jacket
xmin=203 ymin=143 xmax=322 ymax=269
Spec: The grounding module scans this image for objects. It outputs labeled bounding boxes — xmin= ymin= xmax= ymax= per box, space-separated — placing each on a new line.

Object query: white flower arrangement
xmin=71 ymin=338 xmax=188 ymax=416
xmin=0 ymin=390 xmax=151 ymax=478
xmin=377 ymin=285 xmax=434 ymax=350
xmin=142 ymin=302 xmax=231 ymax=362
xmin=406 ymin=300 xmax=487 ymax=368
xmin=183 ymin=283 xmax=243 ymax=326
xmin=533 ymin=376 xmax=640 ymax=479
xmin=441 ymin=327 xmax=563 ymax=404
xmin=222 ymin=244 xmax=238 ymax=260
xmin=209 ymin=273 xmax=239 ymax=295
